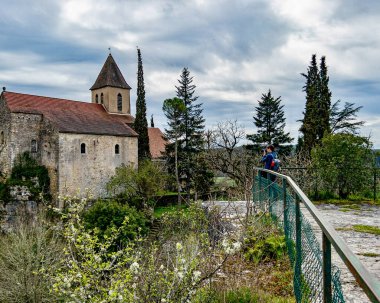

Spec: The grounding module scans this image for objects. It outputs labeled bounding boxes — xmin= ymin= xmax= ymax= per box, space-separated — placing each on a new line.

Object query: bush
xmin=312 ymin=133 xmax=373 ymax=198
xmin=0 ymin=214 xmax=63 ymax=303
xmin=6 ymin=152 xmax=50 ymax=201
xmin=244 ymin=215 xmax=287 ymax=264
xmin=82 ymin=199 xmax=150 ymax=245
xmin=107 ymin=160 xmax=168 ymax=208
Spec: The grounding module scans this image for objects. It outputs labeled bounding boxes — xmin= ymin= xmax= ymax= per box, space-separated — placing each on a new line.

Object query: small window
xmin=100 ymin=93 xmax=104 ymax=104
xmin=117 ymin=93 xmax=122 ymax=111
xmin=0 ymin=131 xmax=4 ymax=145
xmin=95 ymin=94 xmax=99 ymax=103
xmin=81 ymin=143 xmax=86 ymax=154
xmin=115 ymin=144 xmax=120 ymax=154
xmin=31 ymin=139 xmax=38 ymax=153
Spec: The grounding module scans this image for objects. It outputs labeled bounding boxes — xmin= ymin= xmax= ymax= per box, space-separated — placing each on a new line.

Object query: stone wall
xmin=8 ymin=112 xmax=43 ymax=170
xmin=0 ymin=185 xmax=37 ymax=232
xmin=58 ymin=133 xmax=138 ymax=199
xmin=0 ymin=95 xmax=12 ymax=175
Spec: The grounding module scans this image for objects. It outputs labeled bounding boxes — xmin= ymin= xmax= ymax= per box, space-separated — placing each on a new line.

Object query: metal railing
xmin=253 ymin=168 xmax=380 ymax=303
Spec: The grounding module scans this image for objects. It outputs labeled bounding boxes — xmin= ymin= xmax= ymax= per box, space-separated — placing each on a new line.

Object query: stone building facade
xmin=0 ymin=54 xmax=139 ymax=199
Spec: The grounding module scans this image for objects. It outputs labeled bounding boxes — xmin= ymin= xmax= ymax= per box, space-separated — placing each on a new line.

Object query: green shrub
xmin=82 ymin=199 xmax=150 ymax=245
xmin=244 ymin=234 xmax=287 ymax=264
xmin=6 ymin=152 xmax=50 ymax=201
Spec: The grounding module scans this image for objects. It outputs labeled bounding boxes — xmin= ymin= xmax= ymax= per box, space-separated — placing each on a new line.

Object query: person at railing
xmin=261 ymin=145 xmax=276 ymax=181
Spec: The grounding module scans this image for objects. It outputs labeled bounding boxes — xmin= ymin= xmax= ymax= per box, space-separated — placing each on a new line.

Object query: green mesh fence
xmin=253 ymin=173 xmax=345 ymax=303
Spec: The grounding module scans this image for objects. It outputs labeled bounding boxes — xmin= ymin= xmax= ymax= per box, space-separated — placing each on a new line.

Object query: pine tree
xmin=163 ymin=97 xmax=186 ymax=205
xmin=134 ymin=48 xmax=151 ymax=161
xmin=299 ymin=54 xmax=320 ymax=155
xmin=175 ymin=68 xmax=205 ymax=202
xmin=247 ymin=89 xmax=293 ymax=154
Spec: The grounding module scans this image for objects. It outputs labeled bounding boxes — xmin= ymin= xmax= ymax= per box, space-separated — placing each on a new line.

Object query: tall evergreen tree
xmin=247 ymin=90 xmax=293 ymax=154
xmin=150 ymin=114 xmax=155 ymax=128
xmin=134 ymin=48 xmax=151 ymax=161
xmin=163 ymin=97 xmax=186 ymax=205
xmin=176 ymin=68 xmax=206 ymax=201
xmin=318 ymin=56 xmax=332 ymax=139
xmin=299 ymin=54 xmax=321 ymax=155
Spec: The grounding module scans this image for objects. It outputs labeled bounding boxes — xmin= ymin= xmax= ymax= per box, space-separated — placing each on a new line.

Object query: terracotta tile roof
xmin=2 ymin=91 xmax=137 ymax=137
xmin=148 ymin=127 xmax=167 ymax=159
xmin=90 ymin=54 xmax=131 ymax=90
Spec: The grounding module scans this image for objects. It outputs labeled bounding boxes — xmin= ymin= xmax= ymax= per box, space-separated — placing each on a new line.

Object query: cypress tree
xmin=318 ymin=56 xmax=332 ymax=140
xmin=150 ymin=114 xmax=155 ymax=128
xmin=175 ymin=68 xmax=205 ymax=202
xmin=134 ymin=48 xmax=151 ymax=161
xmin=299 ymin=54 xmax=320 ymax=155
xmin=247 ymin=89 xmax=293 ymax=154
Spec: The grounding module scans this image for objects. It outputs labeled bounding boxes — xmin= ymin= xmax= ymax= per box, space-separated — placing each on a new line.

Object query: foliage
xmin=134 ymin=47 xmax=151 ymax=161
xmin=0 ymin=213 xmax=63 ymax=303
xmin=299 ymin=55 xmax=364 ymax=155
xmin=247 ymin=89 xmax=293 ymax=154
xmin=244 ymin=234 xmax=287 ymax=264
xmin=107 ymin=160 xmax=167 ymax=207
xmin=299 ymin=54 xmax=321 ymax=154
xmin=82 ymin=199 xmax=149 ymax=245
xmin=330 ymin=100 xmax=364 ymax=134
xmin=52 ymin=197 xmax=136 ymax=302
xmin=7 ymin=152 xmax=50 ymax=200
xmin=163 ymin=97 xmax=186 ymax=204
xmin=164 ymin=68 xmax=206 ymax=202
xmin=311 ymin=133 xmax=373 ymax=198
xmin=244 ymin=215 xmax=287 ymax=264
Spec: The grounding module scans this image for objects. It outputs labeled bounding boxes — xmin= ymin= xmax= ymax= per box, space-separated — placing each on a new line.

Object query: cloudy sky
xmin=1 ymin=0 xmax=380 ymax=146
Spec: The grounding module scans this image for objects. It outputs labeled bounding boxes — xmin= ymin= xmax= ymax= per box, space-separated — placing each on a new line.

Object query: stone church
xmin=0 ymin=54 xmax=165 ymax=199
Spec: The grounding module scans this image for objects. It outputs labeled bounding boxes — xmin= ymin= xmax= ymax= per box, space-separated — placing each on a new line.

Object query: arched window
xmin=117 ymin=93 xmax=122 ymax=111
xmin=31 ymin=139 xmax=38 ymax=153
xmin=115 ymin=144 xmax=120 ymax=154
xmin=100 ymin=93 xmax=104 ymax=104
xmin=0 ymin=131 xmax=4 ymax=145
xmin=95 ymin=94 xmax=99 ymax=103
xmin=81 ymin=143 xmax=86 ymax=154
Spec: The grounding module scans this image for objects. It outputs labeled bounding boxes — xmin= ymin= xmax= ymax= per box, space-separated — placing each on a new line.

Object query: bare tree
xmin=205 ymin=120 xmax=260 ymax=218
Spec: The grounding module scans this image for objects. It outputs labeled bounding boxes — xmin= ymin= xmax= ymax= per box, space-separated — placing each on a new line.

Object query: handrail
xmin=255 ymin=168 xmax=380 ymax=303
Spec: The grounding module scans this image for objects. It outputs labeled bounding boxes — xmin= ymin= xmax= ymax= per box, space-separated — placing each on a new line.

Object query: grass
xmin=335 ymin=224 xmax=380 ymax=235
xmin=153 ymin=205 xmax=188 ymax=219
xmin=339 ymin=204 xmax=362 ymax=212
xmin=352 ymin=224 xmax=380 ymax=235
xmin=313 ymin=198 xmax=380 ymax=206
xmin=357 ymin=252 xmax=380 ymax=257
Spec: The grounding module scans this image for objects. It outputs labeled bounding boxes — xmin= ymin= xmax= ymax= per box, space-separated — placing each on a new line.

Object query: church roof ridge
xmin=90 ymin=54 xmax=131 ymax=90
xmin=2 ymin=91 xmax=137 ymax=137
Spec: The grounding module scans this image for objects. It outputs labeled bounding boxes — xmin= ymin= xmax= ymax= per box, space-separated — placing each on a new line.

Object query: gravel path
xmin=202 ymin=201 xmax=380 ymax=303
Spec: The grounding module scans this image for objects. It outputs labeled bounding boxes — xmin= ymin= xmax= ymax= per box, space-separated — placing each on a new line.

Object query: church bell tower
xmin=90 ymin=54 xmax=131 ymax=115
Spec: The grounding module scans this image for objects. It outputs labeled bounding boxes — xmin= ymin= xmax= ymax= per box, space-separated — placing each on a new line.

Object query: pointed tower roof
xmin=90 ymin=54 xmax=131 ymax=90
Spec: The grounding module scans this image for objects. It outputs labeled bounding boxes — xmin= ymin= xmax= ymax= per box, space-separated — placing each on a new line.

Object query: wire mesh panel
xmin=253 ymin=173 xmax=345 ymax=303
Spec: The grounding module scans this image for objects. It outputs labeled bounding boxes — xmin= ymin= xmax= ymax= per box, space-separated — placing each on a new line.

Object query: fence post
xmin=283 ymin=178 xmax=288 ymax=236
xmin=258 ymin=171 xmax=262 ymax=208
xmin=374 ymin=168 xmax=377 ymax=201
xmin=295 ymin=194 xmax=302 ymax=302
xmin=323 ymin=233 xmax=332 ymax=303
